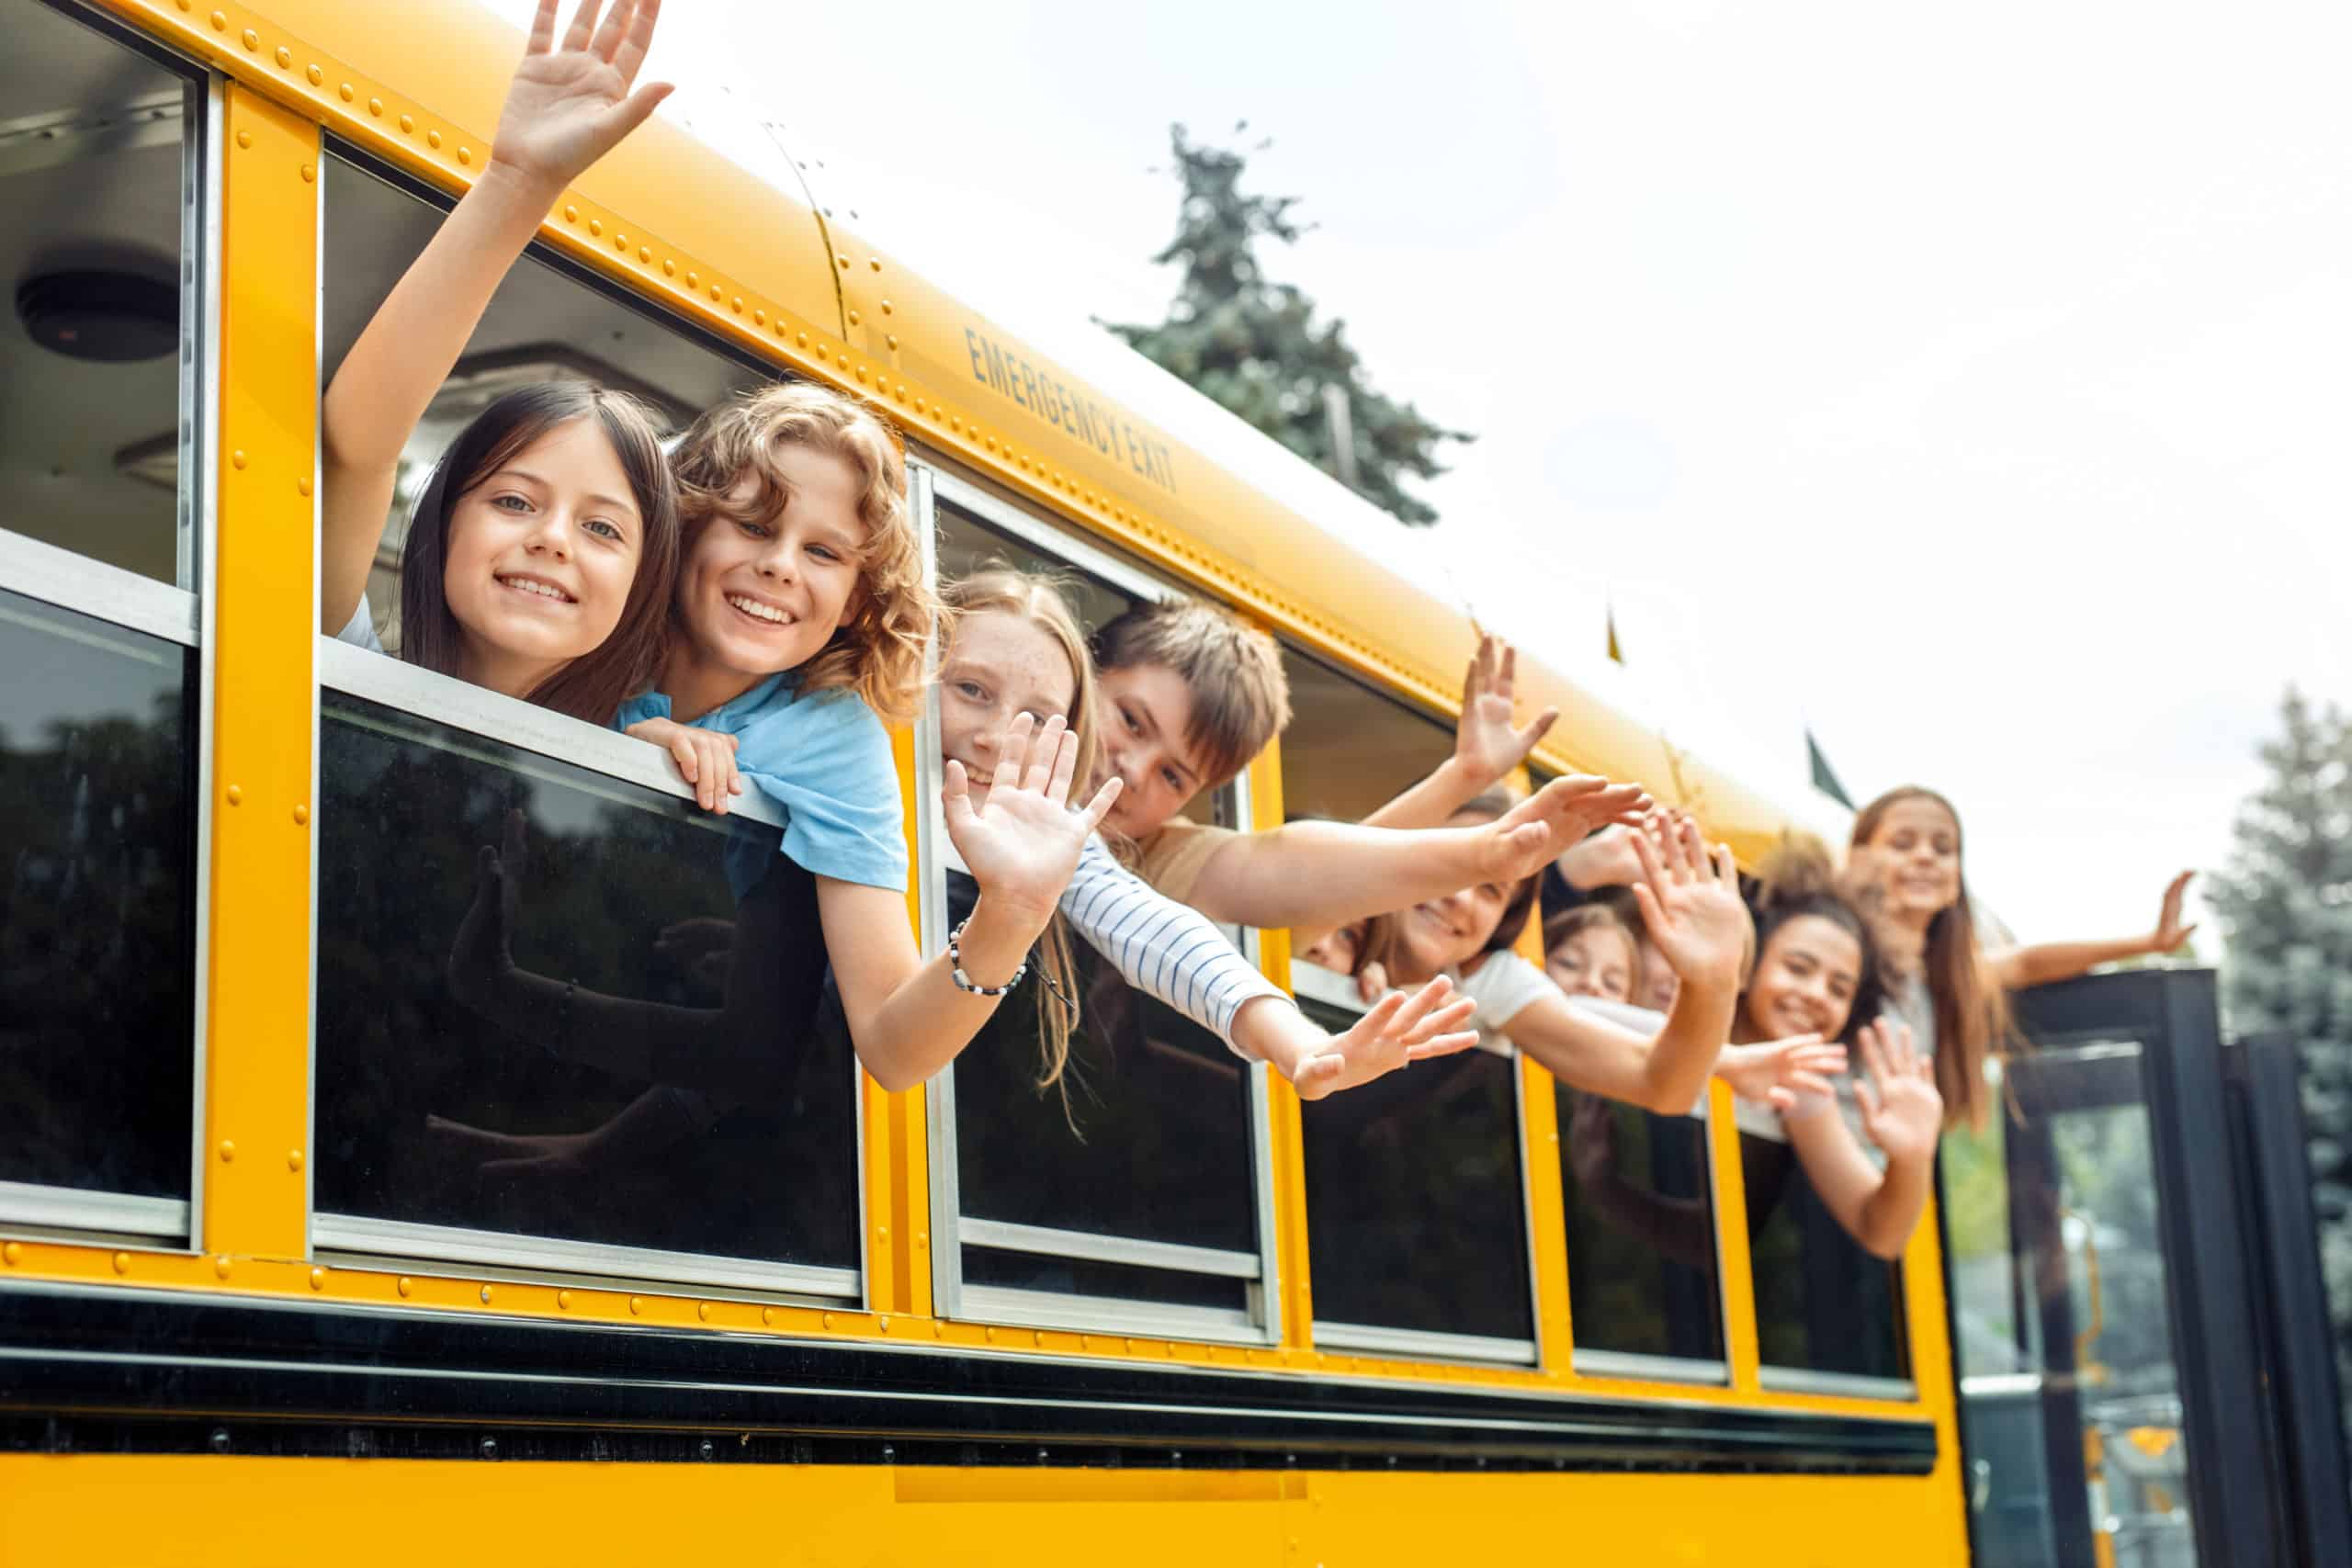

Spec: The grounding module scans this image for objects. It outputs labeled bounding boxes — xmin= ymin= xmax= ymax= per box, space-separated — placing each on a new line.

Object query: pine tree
xmin=2208 ymin=688 xmax=2352 ymax=1410
xmin=1105 ymin=123 xmax=1470 ymax=526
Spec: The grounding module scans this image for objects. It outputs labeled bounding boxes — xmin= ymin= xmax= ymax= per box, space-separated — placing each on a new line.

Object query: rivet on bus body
xmin=880 ymin=299 xmax=893 ymax=314
xmin=847 ymin=310 xmax=860 ymax=327
xmin=822 ymin=1313 xmax=835 ymax=1330
xmin=836 ymin=355 xmax=848 ymax=369
xmin=2 ymin=1243 xmax=19 ymax=1267
xmin=774 ymin=319 xmax=786 ymax=336
xmin=234 ymin=129 xmax=251 ymax=149
xmin=397 ymin=113 xmax=413 ymax=133
xmin=232 ymin=449 xmax=247 ymax=468
xmin=639 ymin=246 xmax=652 ymax=264
xmin=613 ymin=232 xmax=625 ymax=250
xmin=218 ymin=1139 xmax=234 ymax=1162
xmin=214 ymin=1255 xmax=232 ymax=1279
xmin=1080 ymin=1335 xmax=1091 ymax=1350
xmin=661 ymin=257 xmax=673 ymax=275
xmin=868 ymin=257 xmax=881 ymax=271
xmin=836 ymin=254 xmax=849 ymax=269
xmin=886 ymin=335 xmax=897 ymax=351
xmin=292 ymin=805 xmax=308 ymax=826
xmin=984 ymin=438 xmax=997 ymax=453
xmin=696 ymin=1302 xmax=710 ymax=1321
xmin=396 ymin=1276 xmax=412 ymax=1296
xmin=225 ymin=784 xmax=242 ymax=805
xmin=276 ymin=46 xmax=290 ymax=66
xmin=685 ymin=271 xmax=698 ymax=288
xmin=932 ymin=1322 xmax=944 ymax=1337
xmin=368 ymin=97 xmax=383 ymax=117
xmin=878 ymin=1317 xmax=890 ymax=1333
xmin=796 ymin=333 xmax=808 ymax=348
xmin=339 ymin=84 xmax=354 ymax=102
xmin=241 ymin=28 xmax=257 ymax=50
xmin=458 ymin=148 xmax=471 ymax=166
xmin=949 ymin=420 xmax=961 ymax=434
xmin=557 ymin=1290 xmax=572 ymax=1309
xmin=479 ymin=1284 xmax=493 ymax=1304
xmin=753 ymin=309 xmax=765 ymax=326
xmin=710 ymin=285 xmax=722 ymax=302
xmin=564 ymin=205 xmax=579 ymax=223
xmin=587 ymin=218 xmax=601 ymax=236
xmin=426 ymin=130 xmax=441 ymax=150
xmin=208 ymin=11 xmax=224 ymax=30
xmin=309 ymin=1267 xmax=326 ymax=1290
xmin=854 ymin=367 xmax=867 ymax=383
xmin=731 ymin=297 xmax=743 ymax=313
xmin=300 ymin=164 xmax=315 ymax=184
xmin=629 ymin=1296 xmax=643 ymax=1314
xmin=175 ymin=0 xmax=189 ymax=9
xmin=306 ymin=64 xmax=322 ymax=85
xmin=916 ymin=1232 xmax=926 ymax=1248
xmin=761 ymin=1307 xmax=775 ymax=1325
xmin=1032 ymin=1330 xmax=1044 ymax=1347
xmin=984 ymin=1326 xmax=996 ymax=1343
xmin=297 ymin=477 xmax=311 ymax=496
xmin=111 ymin=1251 xmax=130 ymax=1274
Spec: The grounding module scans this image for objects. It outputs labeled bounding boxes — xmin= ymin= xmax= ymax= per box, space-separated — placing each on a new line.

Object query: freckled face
xmin=937 ymin=610 xmax=1077 ymax=789
xmin=673 ymin=444 xmax=866 ymax=689
xmin=1862 ymin=797 xmax=1964 ymax=920
xmin=439 ymin=418 xmax=644 ymax=693
xmin=1742 ymin=914 xmax=1862 ymax=1043
xmin=1546 ymin=926 xmax=1636 ymax=1003
xmin=1096 ymin=662 xmax=1213 ymax=840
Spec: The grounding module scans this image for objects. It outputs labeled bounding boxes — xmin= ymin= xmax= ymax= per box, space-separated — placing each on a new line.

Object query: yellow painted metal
xmin=0 ymin=1454 xmax=1967 ymax=1565
xmin=1706 ymin=1077 xmax=1766 ymax=1393
xmin=198 ymin=82 xmax=321 ymax=1266
xmin=1245 ymin=742 xmax=1315 ymax=1348
xmin=1519 ymin=1056 xmax=1577 ymax=1376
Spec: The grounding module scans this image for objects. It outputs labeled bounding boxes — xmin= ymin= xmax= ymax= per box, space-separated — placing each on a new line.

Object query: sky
xmin=490 ymin=0 xmax=2352 ymax=956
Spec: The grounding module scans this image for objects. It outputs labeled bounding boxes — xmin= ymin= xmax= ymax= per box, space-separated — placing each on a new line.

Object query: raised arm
xmin=821 ymin=715 xmax=1120 ymax=1092
xmin=1360 ymin=635 xmax=1565 ymax=831
xmin=1988 ymin=870 xmax=2198 ymax=989
xmin=320 ymin=0 xmax=672 ymax=631
xmin=1782 ymin=1020 xmax=1941 ymax=1260
xmin=1184 ymin=774 xmax=1646 ymax=931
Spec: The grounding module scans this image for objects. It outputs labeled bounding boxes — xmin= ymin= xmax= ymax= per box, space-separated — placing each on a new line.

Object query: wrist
xmin=1233 ymin=996 xmax=1311 ymax=1075
xmin=475 ymin=157 xmax=566 ymax=213
xmin=958 ymin=895 xmax=1049 ymax=978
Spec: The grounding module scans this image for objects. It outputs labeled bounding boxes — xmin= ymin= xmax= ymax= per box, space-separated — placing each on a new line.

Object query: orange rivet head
xmin=932 ymin=1322 xmax=944 ymax=1337
xmin=306 ymin=64 xmax=322 ymax=85
xmin=869 ymin=257 xmax=881 ymax=272
xmin=879 ymin=1316 xmax=891 ymax=1333
xmin=822 ymin=1313 xmax=836 ymax=1330
xmin=686 ymin=271 xmax=698 ymax=288
xmin=309 ymin=1267 xmax=326 ymax=1290
xmin=214 ymin=1255 xmax=232 ymax=1279
xmin=796 ymin=333 xmax=808 ymax=348
xmin=208 ymin=11 xmax=224 ymax=30
xmin=847 ymin=310 xmax=860 ymax=326
xmin=338 ymin=83 xmax=354 ymax=102
xmin=762 ymin=1307 xmax=776 ymax=1325
xmin=754 ymin=309 xmax=766 ymax=325
xmin=629 ymin=1296 xmax=643 ymax=1314
xmin=287 ymin=1148 xmax=304 ymax=1170
xmin=297 ymin=476 xmax=312 ymax=497
xmin=111 ymin=1251 xmax=130 ymax=1274
xmin=854 ymin=367 xmax=868 ymax=383
xmin=426 ymin=130 xmax=441 ymax=150
xmin=1033 ymin=1330 xmax=1045 ymax=1347
xmin=234 ymin=129 xmax=251 ymax=149
xmin=614 ymin=232 xmax=627 ymax=250
xmin=232 ymin=449 xmax=247 ymax=468
xmin=397 ymin=1276 xmax=413 ymax=1297
xmin=397 ymin=113 xmax=413 ymax=133
xmin=225 ymin=784 xmax=243 ymax=806
xmin=458 ymin=147 xmax=471 ymax=166
xmin=697 ymin=1302 xmax=711 ymax=1321
xmin=275 ymin=46 xmax=290 ymax=66
xmin=984 ymin=1326 xmax=997 ymax=1342
xmin=588 ymin=218 xmax=602 ymax=236
xmin=175 ymin=0 xmax=189 ymax=9
xmin=368 ymin=97 xmax=384 ymax=117
xmin=639 ymin=246 xmax=652 ymax=263
xmin=836 ymin=354 xmax=848 ymax=369
xmin=217 ymin=1139 xmax=234 ymax=1163
xmin=2 ymin=1243 xmax=20 ymax=1267
xmin=730 ymin=296 xmax=742 ymax=313
xmin=881 ymin=299 xmax=893 ymax=314
xmin=300 ymin=164 xmax=315 ymax=183
xmin=564 ymin=205 xmax=579 ymax=223
xmin=479 ymin=1284 xmax=493 ymax=1303
xmin=292 ymin=804 xmax=309 ymax=826
xmin=661 ymin=257 xmax=673 ymax=275
xmin=836 ymin=254 xmax=849 ymax=269
xmin=887 ymin=334 xmax=898 ymax=351
xmin=240 ymin=28 xmax=257 ymax=50
xmin=709 ymin=285 xmax=722 ymax=301
xmin=557 ymin=1290 xmax=573 ymax=1309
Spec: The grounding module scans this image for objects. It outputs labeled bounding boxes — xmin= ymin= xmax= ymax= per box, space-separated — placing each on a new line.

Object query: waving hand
xmin=491 ymin=0 xmax=674 ymax=193
xmin=943 ymin=714 xmax=1123 ymax=925
xmin=1289 ymin=977 xmax=1480 ymax=1100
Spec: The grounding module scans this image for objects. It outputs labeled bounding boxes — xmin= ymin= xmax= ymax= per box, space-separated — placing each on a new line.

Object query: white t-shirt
xmin=334 ymin=598 xmax=385 ymax=654
xmin=1451 ymin=950 xmax=1556 ymax=1057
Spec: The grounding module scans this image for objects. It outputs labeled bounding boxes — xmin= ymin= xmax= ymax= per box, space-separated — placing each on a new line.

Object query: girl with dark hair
xmin=1847 ymin=786 xmax=2195 ymax=1131
xmin=321 ymin=0 xmax=680 ymax=723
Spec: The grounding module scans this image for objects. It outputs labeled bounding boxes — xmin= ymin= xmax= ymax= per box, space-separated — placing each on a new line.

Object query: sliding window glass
xmin=1745 ymin=1103 xmax=1914 ymax=1393
xmin=0 ymin=0 xmax=205 ymax=1242
xmin=924 ymin=480 xmax=1281 ymax=1342
xmin=310 ymin=152 xmax=859 ymax=1298
xmin=1283 ymin=652 xmax=1538 ymax=1364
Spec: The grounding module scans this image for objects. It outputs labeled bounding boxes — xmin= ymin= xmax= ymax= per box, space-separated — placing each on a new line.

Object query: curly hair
xmin=1744 ymin=833 xmax=1888 ymax=1048
xmin=669 ymin=381 xmax=936 ymax=725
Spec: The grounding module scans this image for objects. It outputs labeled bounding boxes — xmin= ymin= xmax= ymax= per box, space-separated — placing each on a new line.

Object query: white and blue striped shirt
xmin=1060 ymin=834 xmax=1286 ymax=1053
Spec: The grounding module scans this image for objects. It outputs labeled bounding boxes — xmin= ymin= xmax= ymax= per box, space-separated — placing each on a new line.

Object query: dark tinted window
xmin=312 ymin=689 xmax=858 ymax=1280
xmin=0 ymin=590 xmax=194 ymax=1205
xmin=1299 ymin=992 xmax=1534 ymax=1350
xmin=1 ymin=0 xmax=196 ymax=586
xmin=1560 ymin=1087 xmax=1727 ymax=1370
xmin=1746 ymin=1126 xmax=1912 ymax=1382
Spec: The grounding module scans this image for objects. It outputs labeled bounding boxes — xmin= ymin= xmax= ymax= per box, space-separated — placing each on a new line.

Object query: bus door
xmin=1951 ymin=967 xmax=2337 ymax=1568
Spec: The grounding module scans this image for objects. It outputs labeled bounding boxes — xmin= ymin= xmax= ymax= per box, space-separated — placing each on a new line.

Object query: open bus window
xmin=1283 ymin=651 xmax=1538 ymax=1362
xmin=320 ymin=152 xmax=763 ymax=653
xmin=1558 ymin=1078 xmax=1730 ymax=1379
xmin=1744 ymin=1106 xmax=1914 ymax=1393
xmin=1 ymin=0 xmax=198 ymax=589
xmin=311 ymin=681 xmax=860 ymax=1295
xmin=0 ymin=0 xmax=205 ymax=1243
xmin=927 ymin=491 xmax=1279 ymax=1340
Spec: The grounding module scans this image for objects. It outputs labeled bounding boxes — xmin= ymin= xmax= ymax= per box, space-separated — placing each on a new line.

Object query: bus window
xmin=310 ymin=678 xmax=860 ymax=1295
xmin=1745 ymin=1108 xmax=1914 ymax=1393
xmin=311 ymin=157 xmax=857 ymax=1297
xmin=321 ymin=152 xmax=764 ymax=651
xmin=0 ymin=0 xmax=204 ymax=1243
xmin=1283 ymin=652 xmax=1538 ymax=1363
xmin=1558 ymin=1083 xmax=1729 ymax=1379
xmin=1 ymin=0 xmax=199 ymax=588
xmin=926 ymin=483 xmax=1279 ymax=1341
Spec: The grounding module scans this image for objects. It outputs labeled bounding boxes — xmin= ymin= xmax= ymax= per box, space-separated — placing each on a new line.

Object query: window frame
xmin=0 ymin=9 xmax=220 ymax=1249
xmin=914 ymin=458 xmax=1286 ymax=1348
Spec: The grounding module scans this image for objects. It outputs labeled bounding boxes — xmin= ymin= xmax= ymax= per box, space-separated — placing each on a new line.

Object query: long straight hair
xmin=940 ymin=568 xmax=1102 ymax=1103
xmin=1849 ymin=786 xmax=2012 ymax=1130
xmin=398 ymin=383 xmax=679 ymax=724
xmin=1351 ymin=787 xmax=1539 ymax=986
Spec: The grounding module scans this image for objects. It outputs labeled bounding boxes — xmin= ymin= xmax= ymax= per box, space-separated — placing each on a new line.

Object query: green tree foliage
xmin=1106 ymin=123 xmax=1470 ymax=526
xmin=2207 ymin=688 xmax=2352 ymax=1407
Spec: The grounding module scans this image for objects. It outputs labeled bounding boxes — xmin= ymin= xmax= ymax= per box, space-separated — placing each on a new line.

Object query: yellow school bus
xmin=6 ymin=1 xmax=2331 ymax=1562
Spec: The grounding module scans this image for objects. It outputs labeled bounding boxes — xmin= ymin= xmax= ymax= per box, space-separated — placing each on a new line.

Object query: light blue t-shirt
xmin=616 ymin=674 xmax=907 ymax=893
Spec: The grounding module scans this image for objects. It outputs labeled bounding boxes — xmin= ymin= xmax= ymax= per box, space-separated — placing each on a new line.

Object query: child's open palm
xmin=1453 ymin=635 xmax=1559 ymax=789
xmin=1289 ymin=977 xmax=1479 ymax=1100
xmin=1477 ymin=775 xmax=1653 ymax=884
xmin=1628 ymin=812 xmax=1748 ymax=992
xmin=1854 ymin=1019 xmax=1942 ymax=1166
xmin=943 ymin=714 xmax=1122 ymax=925
xmin=492 ymin=0 xmax=673 ymax=193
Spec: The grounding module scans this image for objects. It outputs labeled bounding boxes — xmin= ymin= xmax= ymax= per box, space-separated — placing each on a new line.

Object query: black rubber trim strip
xmin=0 ymin=1282 xmax=1935 ymax=1473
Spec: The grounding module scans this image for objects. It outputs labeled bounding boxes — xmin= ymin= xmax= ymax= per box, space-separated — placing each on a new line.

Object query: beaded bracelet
xmin=946 ymin=917 xmax=1029 ymax=997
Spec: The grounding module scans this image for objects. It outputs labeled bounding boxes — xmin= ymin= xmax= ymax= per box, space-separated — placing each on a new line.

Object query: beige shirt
xmin=1134 ymin=819 xmax=1241 ymax=904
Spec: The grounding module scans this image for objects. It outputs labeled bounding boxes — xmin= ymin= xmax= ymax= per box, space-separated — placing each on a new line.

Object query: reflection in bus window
xmin=0 ymin=590 xmax=194 ymax=1207
xmin=1559 ymin=1086 xmax=1727 ymax=1371
xmin=313 ymin=689 xmax=856 ymax=1280
xmin=1298 ymin=983 xmax=1535 ymax=1354
xmin=322 ymin=154 xmax=760 ymax=651
xmin=1746 ymin=1121 xmax=1912 ymax=1383
xmin=1 ymin=0 xmax=196 ymax=585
